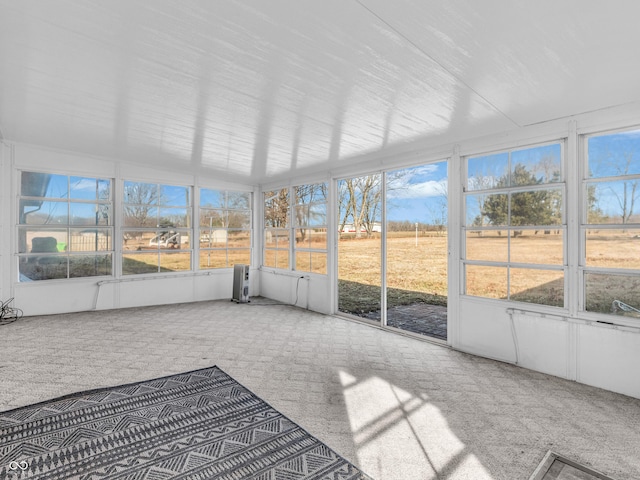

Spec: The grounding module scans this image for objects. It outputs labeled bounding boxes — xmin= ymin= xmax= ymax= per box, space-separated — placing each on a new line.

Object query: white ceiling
xmin=1 ymin=0 xmax=639 ymax=184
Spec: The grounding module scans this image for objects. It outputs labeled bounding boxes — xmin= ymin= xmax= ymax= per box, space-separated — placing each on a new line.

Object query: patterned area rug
xmin=0 ymin=366 xmax=373 ymax=480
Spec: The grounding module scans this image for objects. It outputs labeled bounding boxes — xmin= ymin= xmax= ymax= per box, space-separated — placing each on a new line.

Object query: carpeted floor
xmin=0 ymin=366 xmax=372 ymax=479
xmin=0 ymin=300 xmax=639 ymax=479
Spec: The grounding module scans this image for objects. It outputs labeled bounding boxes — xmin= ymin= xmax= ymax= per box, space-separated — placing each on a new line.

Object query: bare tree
xmin=339 ymin=175 xmax=382 ymax=238
xmin=594 ymin=150 xmax=640 ymax=224
xmin=294 ymin=183 xmax=327 ymax=242
xmin=264 ymin=188 xmax=289 ymax=228
xmin=123 ymin=183 xmax=160 ymax=227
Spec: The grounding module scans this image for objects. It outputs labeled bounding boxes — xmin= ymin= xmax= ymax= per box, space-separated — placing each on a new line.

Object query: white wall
xmin=0 ymin=142 xmax=9 ymax=305
xmin=259 ymin=269 xmax=330 ymax=314
xmin=456 ymin=297 xmax=640 ymax=399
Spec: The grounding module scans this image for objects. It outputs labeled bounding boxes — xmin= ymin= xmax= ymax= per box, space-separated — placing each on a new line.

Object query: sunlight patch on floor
xmin=338 ymin=370 xmax=492 ymax=479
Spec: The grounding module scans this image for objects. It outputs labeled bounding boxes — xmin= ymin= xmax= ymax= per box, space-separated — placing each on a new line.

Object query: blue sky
xmin=588 ymin=130 xmax=640 ymax=220
xmin=386 ymin=161 xmax=448 ymax=224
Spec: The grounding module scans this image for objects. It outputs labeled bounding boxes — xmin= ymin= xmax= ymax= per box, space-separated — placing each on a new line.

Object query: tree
xmin=611 ymin=153 xmax=638 ymax=224
xmin=294 ymin=183 xmax=327 ymax=242
xmin=339 ymin=175 xmax=382 ymax=238
xmin=479 ymin=165 xmax=560 ymax=236
xmin=264 ymin=188 xmax=289 ymax=228
xmin=592 ymin=149 xmax=639 ymax=224
xmin=123 ymin=183 xmax=159 ymax=227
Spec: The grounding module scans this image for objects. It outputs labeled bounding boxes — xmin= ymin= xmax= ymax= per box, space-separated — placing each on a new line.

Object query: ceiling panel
xmin=1 ymin=1 xmax=637 ymax=184
xmin=359 ymin=0 xmax=640 ymax=126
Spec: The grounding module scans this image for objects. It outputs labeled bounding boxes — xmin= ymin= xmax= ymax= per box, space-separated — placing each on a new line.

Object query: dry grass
xmin=338 ymin=231 xmax=640 ymax=315
xmin=338 ymin=234 xmax=448 ymax=314
xmin=96 ymin=229 xmax=640 ymax=315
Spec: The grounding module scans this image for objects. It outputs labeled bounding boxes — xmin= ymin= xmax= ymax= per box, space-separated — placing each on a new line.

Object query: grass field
xmin=338 ymin=231 xmax=640 ymax=316
xmin=338 ymin=233 xmax=448 ymax=314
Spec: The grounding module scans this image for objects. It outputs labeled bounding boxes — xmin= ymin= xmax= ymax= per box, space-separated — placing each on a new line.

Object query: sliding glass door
xmin=337 ymin=175 xmax=382 ymax=319
xmin=337 ymin=162 xmax=448 ymax=341
xmin=386 ymin=162 xmax=448 ymax=339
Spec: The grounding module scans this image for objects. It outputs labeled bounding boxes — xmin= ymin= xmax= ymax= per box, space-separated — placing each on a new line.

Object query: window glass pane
xmin=465 ymin=265 xmax=507 ymax=299
xmin=122 ymin=253 xmax=159 ymax=275
xmin=264 ymin=230 xmax=277 ymax=248
xmin=585 ymin=272 xmax=640 ymax=317
xmin=21 ymin=172 xmax=65 ymax=198
xmin=161 ymin=185 xmax=190 ymax=206
xmin=467 ymin=152 xmax=509 ymax=190
xmin=20 ymin=200 xmax=68 ymax=225
xmin=295 ymin=229 xmax=311 ymax=249
xmin=228 ymin=210 xmax=250 ymax=228
xmin=511 ymin=144 xmax=561 ymax=185
xmin=276 ymin=250 xmax=289 ymax=269
xmin=263 ymin=249 xmax=276 ymax=268
xmin=586 ymin=180 xmax=640 ymax=224
xmin=275 ymin=229 xmax=290 ymax=248
xmin=123 ymin=206 xmax=157 ymax=227
xmin=123 ymin=231 xmax=155 ymax=251
xmin=510 ymin=268 xmax=564 ymax=307
xmin=69 ymin=203 xmax=111 ymax=226
xmin=69 ymin=254 xmax=112 ymax=277
xmin=159 ymin=207 xmax=190 ymax=228
xmin=510 ymin=230 xmax=563 ymax=265
xmin=160 ymin=252 xmax=191 ymax=271
xmin=149 ymin=230 xmax=191 ymax=250
xmin=124 ymin=182 xmax=158 ymax=205
xmin=296 ymin=251 xmax=311 ymax=272
xmin=69 ymin=228 xmax=112 ymax=252
xmin=19 ymin=255 xmax=68 ymax=281
xmin=199 ymin=250 xmax=227 ymax=269
xmin=228 ymin=249 xmax=251 ymax=267
xmin=294 ymin=204 xmax=327 ymax=226
xmin=295 ymin=183 xmax=327 ymax=204
xmin=309 ymin=229 xmax=327 ymax=250
xmin=200 ymin=229 xmax=227 ymax=247
xmin=228 ymin=191 xmax=251 ymax=209
xmin=228 ymin=230 xmax=250 ymax=248
xmin=200 ymin=188 xmax=225 ymax=208
xmin=264 ymin=189 xmax=289 ymax=228
xmin=69 ymin=177 xmax=111 ymax=200
xmin=465 ymin=230 xmax=508 ymax=262
xmin=466 ymin=194 xmax=508 ymax=226
xmin=19 ymin=230 xmax=67 ymax=254
xmin=511 ymin=188 xmax=562 ymax=226
xmin=201 ymin=209 xmax=226 ymax=227
xmin=588 ymin=129 xmax=640 ymax=179
xmin=310 ymin=252 xmax=327 ymax=274
xmin=585 ymin=229 xmax=640 ymax=269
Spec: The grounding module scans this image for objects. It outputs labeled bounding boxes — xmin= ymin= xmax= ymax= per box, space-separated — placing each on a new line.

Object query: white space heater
xmin=232 ymin=264 xmax=250 ymax=303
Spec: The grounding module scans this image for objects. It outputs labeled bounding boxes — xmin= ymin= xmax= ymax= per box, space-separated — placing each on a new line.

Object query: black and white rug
xmin=0 ymin=366 xmax=373 ymax=480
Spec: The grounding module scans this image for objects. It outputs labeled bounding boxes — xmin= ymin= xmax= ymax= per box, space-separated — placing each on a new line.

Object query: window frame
xmin=580 ymin=127 xmax=640 ymax=320
xmin=121 ymin=181 xmax=193 ymax=276
xmin=198 ymin=188 xmax=252 ymax=270
xmin=262 ymin=183 xmax=329 ymax=275
xmin=293 ymin=183 xmax=328 ymax=275
xmin=462 ymin=141 xmax=567 ymax=308
xmin=17 ymin=171 xmax=114 ymax=281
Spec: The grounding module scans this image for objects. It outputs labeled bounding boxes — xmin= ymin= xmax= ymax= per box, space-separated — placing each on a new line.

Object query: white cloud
xmin=388 ymin=179 xmax=447 ymax=199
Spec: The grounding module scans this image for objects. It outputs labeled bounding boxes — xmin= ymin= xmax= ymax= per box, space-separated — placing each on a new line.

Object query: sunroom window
xmin=463 ymin=143 xmax=566 ymax=307
xmin=583 ymin=129 xmax=640 ymax=318
xmin=263 ymin=188 xmax=290 ymax=270
xmin=293 ymin=183 xmax=328 ymax=274
xmin=199 ymin=189 xmax=251 ymax=269
xmin=122 ymin=182 xmax=192 ymax=275
xmin=18 ymin=172 xmax=113 ymax=281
